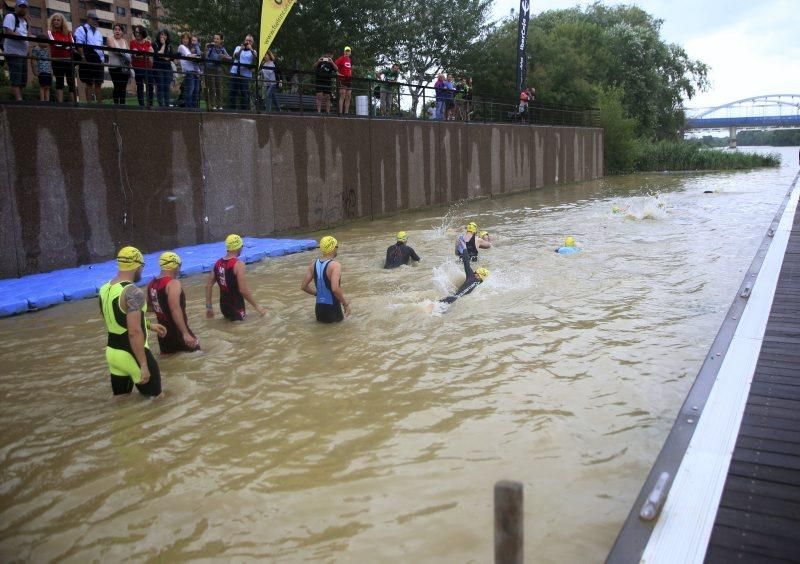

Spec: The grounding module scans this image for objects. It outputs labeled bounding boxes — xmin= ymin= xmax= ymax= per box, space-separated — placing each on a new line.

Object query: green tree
xmin=466 ymin=3 xmax=708 ymax=140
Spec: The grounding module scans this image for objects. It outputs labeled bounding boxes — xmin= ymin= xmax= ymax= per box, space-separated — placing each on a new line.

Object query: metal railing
xmin=0 ymin=32 xmax=599 ymax=127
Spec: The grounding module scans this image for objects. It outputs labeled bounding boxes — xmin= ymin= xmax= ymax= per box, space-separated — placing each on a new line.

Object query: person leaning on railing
xmin=29 ymin=35 xmax=51 ymax=102
xmin=204 ymin=33 xmax=230 ymax=110
xmin=47 ymin=12 xmax=76 ymax=103
xmin=129 ymin=25 xmax=154 ymax=107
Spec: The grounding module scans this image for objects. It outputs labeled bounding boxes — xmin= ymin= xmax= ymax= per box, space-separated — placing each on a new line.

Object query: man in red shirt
xmin=147 ymin=251 xmax=200 ymax=354
xmin=205 ymin=234 xmax=267 ymax=321
xmin=335 ymin=46 xmax=353 ymax=115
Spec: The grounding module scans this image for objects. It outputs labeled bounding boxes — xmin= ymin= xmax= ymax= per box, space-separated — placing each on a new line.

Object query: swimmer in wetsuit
xmin=384 ymin=231 xmax=421 ymax=269
xmin=99 ymin=246 xmax=167 ymax=398
xmin=301 ymin=235 xmax=352 ymax=323
xmin=440 ymin=251 xmax=489 ymax=304
xmin=205 ymin=234 xmax=267 ymax=321
xmin=455 ymin=222 xmax=492 ymax=261
xmin=147 ymin=251 xmax=200 ymax=353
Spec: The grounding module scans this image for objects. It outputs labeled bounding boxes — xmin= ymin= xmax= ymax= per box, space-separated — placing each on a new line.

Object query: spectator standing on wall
xmin=74 ymin=12 xmax=104 ymax=104
xmin=259 ymin=50 xmax=282 ymax=113
xmin=130 ymin=25 xmax=154 ymax=107
xmin=152 ymin=29 xmax=173 ymax=107
xmin=335 ymin=46 xmax=352 ymax=115
xmin=3 ymin=0 xmax=30 ymax=101
xmin=314 ymin=51 xmax=338 ymax=114
xmin=379 ymin=63 xmax=400 ymax=117
xmin=177 ymin=31 xmax=200 ymax=108
xmin=204 ymin=33 xmax=230 ymax=110
xmin=107 ymin=24 xmax=130 ymax=105
xmin=47 ymin=12 xmax=76 ymax=104
xmin=518 ymin=88 xmax=529 ymax=120
xmin=30 ymin=36 xmax=51 ymax=102
xmin=433 ymin=73 xmax=446 ymax=120
xmin=229 ymin=34 xmax=257 ymax=111
xmin=459 ymin=77 xmax=473 ymax=121
xmin=444 ymin=74 xmax=456 ymax=120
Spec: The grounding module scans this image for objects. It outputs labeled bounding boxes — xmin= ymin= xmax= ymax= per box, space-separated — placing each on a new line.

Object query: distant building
xmin=6 ymin=0 xmax=169 ymax=41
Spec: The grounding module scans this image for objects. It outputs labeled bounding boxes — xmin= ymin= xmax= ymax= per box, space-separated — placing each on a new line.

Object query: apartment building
xmin=15 ymin=0 xmax=168 ymax=40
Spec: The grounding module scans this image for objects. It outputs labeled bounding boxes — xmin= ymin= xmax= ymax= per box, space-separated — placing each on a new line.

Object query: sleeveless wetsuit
xmin=214 ymin=257 xmax=246 ymax=321
xmin=455 ymin=233 xmax=479 ymax=261
xmin=314 ymin=259 xmax=344 ymax=323
xmin=147 ymin=276 xmax=200 ymax=353
xmin=440 ymin=252 xmax=482 ymax=304
xmin=99 ymin=280 xmax=162 ymax=396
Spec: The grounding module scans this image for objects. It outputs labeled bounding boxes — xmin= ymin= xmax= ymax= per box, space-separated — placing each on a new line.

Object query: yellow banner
xmin=259 ymin=0 xmax=296 ymax=58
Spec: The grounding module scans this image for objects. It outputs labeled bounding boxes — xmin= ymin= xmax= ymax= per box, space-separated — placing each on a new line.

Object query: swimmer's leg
xmin=135 ymin=349 xmax=163 ymax=398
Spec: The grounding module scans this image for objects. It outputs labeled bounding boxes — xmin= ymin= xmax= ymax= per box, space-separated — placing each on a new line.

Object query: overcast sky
xmin=492 ymin=0 xmax=800 ymax=112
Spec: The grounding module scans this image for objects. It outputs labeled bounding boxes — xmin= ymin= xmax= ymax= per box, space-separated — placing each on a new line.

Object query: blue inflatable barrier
xmin=556 ymin=246 xmax=581 ymax=255
xmin=0 ymin=237 xmax=318 ymax=317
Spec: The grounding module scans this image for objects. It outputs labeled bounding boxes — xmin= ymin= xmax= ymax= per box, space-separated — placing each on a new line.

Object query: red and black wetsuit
xmin=146 ymin=276 xmax=200 ymax=353
xmin=214 ymin=257 xmax=246 ymax=321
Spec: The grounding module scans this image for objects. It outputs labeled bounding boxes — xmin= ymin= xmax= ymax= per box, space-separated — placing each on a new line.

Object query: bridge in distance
xmin=684 ymin=94 xmax=800 ymax=145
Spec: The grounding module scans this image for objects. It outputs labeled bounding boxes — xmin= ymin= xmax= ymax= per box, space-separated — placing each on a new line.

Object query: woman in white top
xmin=107 ymin=23 xmax=130 ymax=105
xmin=177 ymin=31 xmax=200 ymax=108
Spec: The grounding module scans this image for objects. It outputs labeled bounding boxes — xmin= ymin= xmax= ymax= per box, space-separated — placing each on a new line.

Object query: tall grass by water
xmin=634 ymin=141 xmax=781 ymax=172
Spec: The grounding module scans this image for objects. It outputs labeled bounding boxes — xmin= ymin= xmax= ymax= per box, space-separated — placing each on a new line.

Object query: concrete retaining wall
xmin=0 ymin=105 xmax=603 ymax=278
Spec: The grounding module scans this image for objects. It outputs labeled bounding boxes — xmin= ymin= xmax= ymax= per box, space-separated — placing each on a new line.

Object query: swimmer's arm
xmin=478 ymin=238 xmax=492 ymax=249
xmin=462 ymin=252 xmax=475 ymax=278
xmin=204 ymin=270 xmax=216 ymax=318
xmin=300 ymin=262 xmax=316 ymax=296
xmin=123 ymin=286 xmax=149 ymax=384
xmin=234 ymin=261 xmax=266 ymax=317
xmin=329 ymin=262 xmax=350 ymax=316
xmin=409 ymin=248 xmax=421 ymax=262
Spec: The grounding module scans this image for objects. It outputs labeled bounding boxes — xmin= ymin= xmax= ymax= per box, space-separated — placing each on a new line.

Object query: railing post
xmin=494 ymin=480 xmax=523 ymax=564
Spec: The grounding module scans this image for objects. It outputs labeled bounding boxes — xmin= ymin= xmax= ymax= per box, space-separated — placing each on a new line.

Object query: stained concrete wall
xmin=0 ymin=105 xmax=603 ymax=278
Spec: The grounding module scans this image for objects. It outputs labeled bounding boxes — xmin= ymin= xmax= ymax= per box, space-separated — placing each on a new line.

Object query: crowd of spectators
xmin=2 ymin=5 xmax=525 ymax=122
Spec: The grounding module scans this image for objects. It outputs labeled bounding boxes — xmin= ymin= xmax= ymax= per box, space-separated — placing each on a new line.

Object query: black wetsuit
xmin=455 ymin=233 xmax=479 ymax=262
xmin=384 ymin=243 xmax=421 ymax=269
xmin=440 ymin=253 xmax=482 ymax=304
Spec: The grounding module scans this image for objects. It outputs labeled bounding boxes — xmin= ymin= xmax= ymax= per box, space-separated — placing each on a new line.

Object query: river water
xmin=1 ymin=147 xmax=798 ymax=563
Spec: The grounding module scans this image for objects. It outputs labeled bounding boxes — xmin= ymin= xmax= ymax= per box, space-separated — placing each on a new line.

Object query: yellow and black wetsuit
xmin=99 ymin=281 xmax=162 ymax=396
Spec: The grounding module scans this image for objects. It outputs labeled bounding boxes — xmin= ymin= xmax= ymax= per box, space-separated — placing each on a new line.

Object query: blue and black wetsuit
xmin=314 ymin=259 xmax=344 ymax=323
xmin=440 ymin=253 xmax=482 ymax=304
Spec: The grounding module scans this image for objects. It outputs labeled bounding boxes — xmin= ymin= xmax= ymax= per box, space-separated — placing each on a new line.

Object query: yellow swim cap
xmin=479 ymin=231 xmax=489 ymax=238
xmin=225 ymin=234 xmax=243 ymax=251
xmin=159 ymin=251 xmax=181 ymax=269
xmin=320 ymin=235 xmax=338 ymax=254
xmin=397 ymin=231 xmax=408 ymax=242
xmin=467 ymin=222 xmax=477 ymax=233
xmin=117 ymin=246 xmax=144 ymax=271
xmin=475 ymin=267 xmax=489 ymax=280
xmin=565 ymin=236 xmax=575 ymax=247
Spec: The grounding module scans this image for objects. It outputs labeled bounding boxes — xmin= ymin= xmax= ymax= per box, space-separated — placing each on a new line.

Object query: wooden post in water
xmin=494 ymin=480 xmax=523 ymax=564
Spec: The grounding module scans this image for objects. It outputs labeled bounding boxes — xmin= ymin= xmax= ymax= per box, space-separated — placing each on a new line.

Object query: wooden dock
xmin=705 ymin=209 xmax=800 ymax=562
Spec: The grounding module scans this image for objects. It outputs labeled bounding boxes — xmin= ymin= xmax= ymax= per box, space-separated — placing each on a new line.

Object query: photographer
xmin=314 ymin=51 xmax=338 ymax=114
xmin=229 ymin=34 xmax=257 ymax=111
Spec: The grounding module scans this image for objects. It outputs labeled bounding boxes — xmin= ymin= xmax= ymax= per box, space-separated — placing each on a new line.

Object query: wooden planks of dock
xmin=705 ymin=209 xmax=800 ymax=563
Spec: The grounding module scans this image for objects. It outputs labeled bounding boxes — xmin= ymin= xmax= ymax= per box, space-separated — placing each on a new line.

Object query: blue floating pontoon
xmin=0 ymin=237 xmax=318 ymax=317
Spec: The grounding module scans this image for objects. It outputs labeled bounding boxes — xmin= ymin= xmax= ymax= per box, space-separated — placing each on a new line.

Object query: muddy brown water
xmin=1 ymin=147 xmax=797 ymax=562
